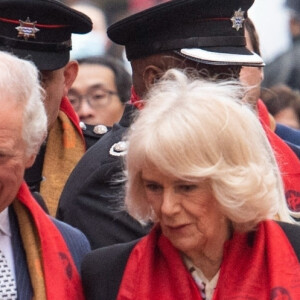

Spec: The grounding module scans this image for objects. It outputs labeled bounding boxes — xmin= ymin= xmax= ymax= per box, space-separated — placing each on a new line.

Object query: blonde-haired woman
xmin=82 ymin=69 xmax=300 ymax=300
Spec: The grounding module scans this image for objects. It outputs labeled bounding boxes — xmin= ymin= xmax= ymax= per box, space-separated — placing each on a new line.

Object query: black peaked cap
xmin=107 ymin=0 xmax=264 ymax=67
xmin=0 ymin=0 xmax=92 ymax=70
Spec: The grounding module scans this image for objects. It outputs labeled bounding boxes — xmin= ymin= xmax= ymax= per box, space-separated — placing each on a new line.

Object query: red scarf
xmin=17 ymin=181 xmax=85 ymax=300
xmin=257 ymin=100 xmax=300 ymax=211
xmin=129 ymin=87 xmax=144 ymax=110
xmin=117 ymin=221 xmax=300 ymax=300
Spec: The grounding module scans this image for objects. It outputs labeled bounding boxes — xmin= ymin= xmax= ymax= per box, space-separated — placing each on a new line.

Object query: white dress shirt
xmin=0 ymin=207 xmax=16 ymax=280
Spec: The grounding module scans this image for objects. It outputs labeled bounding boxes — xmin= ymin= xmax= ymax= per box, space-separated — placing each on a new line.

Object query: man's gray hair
xmin=0 ymin=51 xmax=47 ymax=157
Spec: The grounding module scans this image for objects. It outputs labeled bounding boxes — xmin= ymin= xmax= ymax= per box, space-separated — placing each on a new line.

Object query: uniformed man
xmin=0 ymin=0 xmax=93 ymax=216
xmin=57 ymin=0 xmax=267 ymax=249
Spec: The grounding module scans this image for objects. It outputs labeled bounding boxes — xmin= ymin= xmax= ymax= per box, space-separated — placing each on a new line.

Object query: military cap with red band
xmin=0 ymin=0 xmax=92 ymax=70
xmin=107 ymin=0 xmax=264 ymax=67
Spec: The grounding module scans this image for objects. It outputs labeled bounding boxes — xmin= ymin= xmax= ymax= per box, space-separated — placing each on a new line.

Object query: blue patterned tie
xmin=0 ymin=249 xmax=17 ymax=300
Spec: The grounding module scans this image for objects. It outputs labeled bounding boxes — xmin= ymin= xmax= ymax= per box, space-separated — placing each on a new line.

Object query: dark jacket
xmin=56 ymin=104 xmax=151 ymax=250
xmin=275 ymin=123 xmax=300 ymax=159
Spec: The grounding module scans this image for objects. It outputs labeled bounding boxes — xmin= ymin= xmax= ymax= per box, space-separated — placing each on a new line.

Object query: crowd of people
xmin=0 ymin=0 xmax=299 ymax=299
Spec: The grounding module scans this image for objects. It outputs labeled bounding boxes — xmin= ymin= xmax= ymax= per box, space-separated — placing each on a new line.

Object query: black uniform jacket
xmin=81 ymin=221 xmax=300 ymax=300
xmin=56 ymin=104 xmax=151 ymax=249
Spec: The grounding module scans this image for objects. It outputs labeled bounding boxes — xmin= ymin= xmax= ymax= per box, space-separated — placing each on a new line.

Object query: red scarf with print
xmin=257 ymin=99 xmax=300 ymax=211
xmin=16 ymin=181 xmax=85 ymax=300
xmin=117 ymin=221 xmax=300 ymax=300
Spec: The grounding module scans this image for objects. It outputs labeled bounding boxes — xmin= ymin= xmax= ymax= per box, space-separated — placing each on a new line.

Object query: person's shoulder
xmin=275 ymin=123 xmax=300 ymax=146
xmin=82 ymin=239 xmax=139 ymax=300
xmin=277 ymin=221 xmax=300 ymax=261
xmin=51 ymin=217 xmax=91 ymax=270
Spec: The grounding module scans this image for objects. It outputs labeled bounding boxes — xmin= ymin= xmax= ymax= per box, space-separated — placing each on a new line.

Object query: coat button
xmin=79 ymin=121 xmax=87 ymax=130
xmin=93 ymin=125 xmax=108 ymax=135
xmin=109 ymin=141 xmax=128 ymax=156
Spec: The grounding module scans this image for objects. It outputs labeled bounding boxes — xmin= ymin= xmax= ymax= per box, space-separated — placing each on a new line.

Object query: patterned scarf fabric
xmin=117 ymin=221 xmax=300 ymax=300
xmin=13 ymin=181 xmax=85 ymax=300
xmin=257 ymin=99 xmax=300 ymax=211
xmin=40 ymin=97 xmax=86 ymax=216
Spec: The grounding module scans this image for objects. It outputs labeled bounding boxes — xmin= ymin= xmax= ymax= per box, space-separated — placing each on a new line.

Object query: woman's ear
xmin=143 ymin=65 xmax=164 ymax=91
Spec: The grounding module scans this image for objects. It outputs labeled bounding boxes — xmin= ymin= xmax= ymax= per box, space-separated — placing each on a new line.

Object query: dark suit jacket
xmin=9 ymin=207 xmax=91 ymax=300
xmin=57 ymin=104 xmax=151 ymax=250
xmin=81 ymin=222 xmax=300 ymax=300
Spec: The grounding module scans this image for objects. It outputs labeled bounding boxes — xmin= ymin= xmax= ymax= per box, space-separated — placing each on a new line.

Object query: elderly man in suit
xmin=0 ymin=50 xmax=90 ymax=299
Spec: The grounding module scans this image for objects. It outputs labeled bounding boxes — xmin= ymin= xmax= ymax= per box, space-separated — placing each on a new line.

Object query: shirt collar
xmin=0 ymin=207 xmax=11 ymax=237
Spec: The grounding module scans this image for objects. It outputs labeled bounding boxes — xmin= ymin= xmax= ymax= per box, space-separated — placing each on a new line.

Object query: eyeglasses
xmin=68 ymin=87 xmax=118 ymax=112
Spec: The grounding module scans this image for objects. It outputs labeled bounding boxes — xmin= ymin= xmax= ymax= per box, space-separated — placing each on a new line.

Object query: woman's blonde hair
xmin=124 ymin=69 xmax=296 ymax=232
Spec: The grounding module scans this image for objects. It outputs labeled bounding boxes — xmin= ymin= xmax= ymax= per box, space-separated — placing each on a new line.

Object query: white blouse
xmin=183 ymin=256 xmax=220 ymax=300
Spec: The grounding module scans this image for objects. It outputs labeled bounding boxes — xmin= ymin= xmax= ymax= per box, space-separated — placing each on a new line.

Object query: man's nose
xmin=78 ymin=99 xmax=95 ymax=117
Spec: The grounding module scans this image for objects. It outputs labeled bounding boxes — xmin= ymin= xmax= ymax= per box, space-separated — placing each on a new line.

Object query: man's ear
xmin=143 ymin=65 xmax=164 ymax=91
xmin=62 ymin=60 xmax=79 ymax=97
xmin=25 ymin=154 xmax=37 ymax=169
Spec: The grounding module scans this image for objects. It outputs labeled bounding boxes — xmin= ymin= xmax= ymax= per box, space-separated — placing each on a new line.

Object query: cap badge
xmin=230 ymin=8 xmax=245 ymax=31
xmin=109 ymin=141 xmax=128 ymax=157
xmin=16 ymin=17 xmax=40 ymax=40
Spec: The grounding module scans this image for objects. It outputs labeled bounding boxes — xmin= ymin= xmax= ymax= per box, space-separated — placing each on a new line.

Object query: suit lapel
xmin=9 ymin=206 xmax=33 ymax=300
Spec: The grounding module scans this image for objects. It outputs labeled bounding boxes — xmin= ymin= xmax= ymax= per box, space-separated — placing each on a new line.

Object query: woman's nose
xmin=161 ymin=189 xmax=181 ymax=216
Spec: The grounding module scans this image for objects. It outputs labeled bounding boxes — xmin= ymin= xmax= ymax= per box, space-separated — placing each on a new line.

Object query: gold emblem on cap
xmin=16 ymin=17 xmax=40 ymax=40
xmin=230 ymin=8 xmax=245 ymax=31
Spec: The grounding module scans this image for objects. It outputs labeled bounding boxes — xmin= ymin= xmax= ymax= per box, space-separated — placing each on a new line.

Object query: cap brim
xmin=176 ymin=47 xmax=265 ymax=67
xmin=0 ymin=46 xmax=69 ymax=71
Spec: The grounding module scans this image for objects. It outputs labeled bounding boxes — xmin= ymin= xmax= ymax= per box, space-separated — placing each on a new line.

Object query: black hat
xmin=0 ymin=0 xmax=92 ymax=70
xmin=107 ymin=0 xmax=264 ymax=67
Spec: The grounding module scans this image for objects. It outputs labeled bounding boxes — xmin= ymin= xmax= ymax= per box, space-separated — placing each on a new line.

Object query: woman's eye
xmin=178 ymin=185 xmax=197 ymax=192
xmin=145 ymin=183 xmax=162 ymax=192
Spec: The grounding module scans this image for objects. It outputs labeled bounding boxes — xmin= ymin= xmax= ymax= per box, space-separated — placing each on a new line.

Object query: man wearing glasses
xmin=68 ymin=56 xmax=132 ymax=149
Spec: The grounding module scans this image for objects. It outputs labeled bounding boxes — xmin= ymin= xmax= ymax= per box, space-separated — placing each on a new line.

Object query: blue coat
xmin=275 ymin=123 xmax=300 ymax=159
